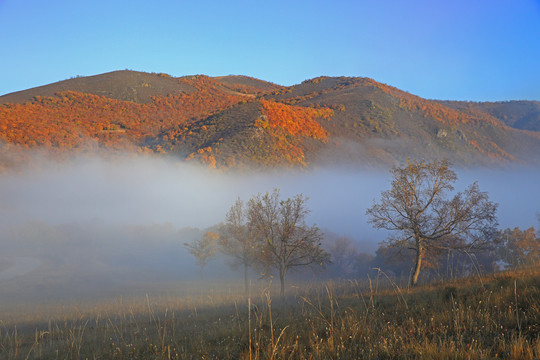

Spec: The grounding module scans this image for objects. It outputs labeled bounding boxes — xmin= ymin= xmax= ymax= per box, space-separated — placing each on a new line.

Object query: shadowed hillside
xmin=264 ymin=76 xmax=540 ymax=166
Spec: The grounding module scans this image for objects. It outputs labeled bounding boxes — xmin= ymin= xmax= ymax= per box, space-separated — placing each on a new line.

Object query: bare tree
xmin=248 ymin=189 xmax=330 ymax=297
xmin=366 ymin=159 xmax=498 ymax=286
xmin=219 ymin=198 xmax=258 ymax=293
xmin=184 ymin=231 xmax=219 ymax=278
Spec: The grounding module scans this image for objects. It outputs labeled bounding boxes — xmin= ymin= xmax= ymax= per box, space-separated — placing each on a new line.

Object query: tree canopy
xmin=366 ymin=159 xmax=498 ymax=286
xmin=248 ymin=189 xmax=330 ymax=296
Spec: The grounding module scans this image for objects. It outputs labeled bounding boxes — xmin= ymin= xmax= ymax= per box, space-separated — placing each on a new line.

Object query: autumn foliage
xmin=366 ymin=79 xmax=503 ymax=127
xmin=0 ymin=76 xmax=246 ymax=152
xmin=0 ymin=71 xmax=535 ymax=168
xmin=278 ymin=76 xmax=504 ymax=128
xmin=496 ymin=227 xmax=540 ymax=268
xmin=259 ymin=99 xmax=332 ymax=140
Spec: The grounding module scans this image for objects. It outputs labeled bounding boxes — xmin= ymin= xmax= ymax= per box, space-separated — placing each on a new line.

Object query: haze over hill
xmin=1 ymin=70 xmax=539 ymax=169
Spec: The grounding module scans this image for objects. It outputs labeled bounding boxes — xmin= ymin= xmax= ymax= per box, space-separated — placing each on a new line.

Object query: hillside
xmin=440 ymin=100 xmax=540 ymax=132
xmin=263 ymin=76 xmax=540 ymax=166
xmin=1 ymin=71 xmax=539 ymax=169
xmin=0 ymin=71 xmax=197 ymax=104
xmin=213 ymin=75 xmax=284 ymax=94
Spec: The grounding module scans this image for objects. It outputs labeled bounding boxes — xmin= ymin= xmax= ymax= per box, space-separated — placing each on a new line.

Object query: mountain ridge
xmin=1 ymin=70 xmax=539 ymax=169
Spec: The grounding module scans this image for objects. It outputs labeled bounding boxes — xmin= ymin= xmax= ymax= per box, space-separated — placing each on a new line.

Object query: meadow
xmin=0 ymin=267 xmax=538 ymax=359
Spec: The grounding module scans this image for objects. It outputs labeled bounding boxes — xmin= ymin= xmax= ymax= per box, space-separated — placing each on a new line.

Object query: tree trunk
xmin=279 ymin=273 xmax=285 ymax=298
xmin=279 ymin=262 xmax=286 ymax=298
xmin=410 ymin=243 xmax=423 ymax=287
xmin=244 ymin=263 xmax=249 ymax=294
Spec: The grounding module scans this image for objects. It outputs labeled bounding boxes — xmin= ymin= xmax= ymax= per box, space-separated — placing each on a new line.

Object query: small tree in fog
xmin=184 ymin=231 xmax=219 ymax=278
xmin=248 ymin=189 xmax=330 ymax=297
xmin=495 ymin=227 xmax=539 ymax=268
xmin=324 ymin=235 xmax=373 ymax=278
xmin=219 ymin=198 xmax=258 ymax=293
xmin=366 ymin=159 xmax=498 ymax=286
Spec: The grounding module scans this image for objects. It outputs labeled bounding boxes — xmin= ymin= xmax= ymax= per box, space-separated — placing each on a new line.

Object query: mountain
xmin=1 ymin=70 xmax=539 ymax=169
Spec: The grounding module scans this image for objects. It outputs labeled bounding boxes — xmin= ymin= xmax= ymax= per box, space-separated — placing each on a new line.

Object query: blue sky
xmin=1 ymin=0 xmax=539 ymax=101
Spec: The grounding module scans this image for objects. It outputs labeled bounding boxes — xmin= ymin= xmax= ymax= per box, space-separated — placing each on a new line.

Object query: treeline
xmin=371 ymin=226 xmax=539 ymax=280
xmin=190 ymin=214 xmax=539 ymax=290
xmin=186 ymin=160 xmax=540 ymax=294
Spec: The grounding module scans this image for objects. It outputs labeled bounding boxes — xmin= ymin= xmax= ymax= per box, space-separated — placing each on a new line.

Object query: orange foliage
xmin=469 ymin=139 xmax=515 ymax=160
xmin=366 ymin=79 xmax=502 ymax=127
xmin=186 ymin=146 xmax=216 ymax=168
xmin=250 ymin=100 xmax=335 ymax=167
xmin=282 ymin=76 xmax=503 ymax=128
xmin=259 ymin=100 xmax=332 ymax=140
xmin=487 ymin=141 xmax=515 ymax=160
xmin=0 ymin=83 xmax=245 ymax=152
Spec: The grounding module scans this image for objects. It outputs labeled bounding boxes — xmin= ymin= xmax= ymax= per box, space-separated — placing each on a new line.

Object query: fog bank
xmin=0 ymin=154 xmax=538 ymax=303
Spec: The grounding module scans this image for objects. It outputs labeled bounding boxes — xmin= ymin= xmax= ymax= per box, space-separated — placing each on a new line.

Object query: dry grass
xmin=0 ymin=268 xmax=539 ymax=359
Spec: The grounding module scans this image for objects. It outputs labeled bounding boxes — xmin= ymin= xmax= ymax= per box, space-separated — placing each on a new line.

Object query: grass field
xmin=1 ymin=267 xmax=539 ymax=359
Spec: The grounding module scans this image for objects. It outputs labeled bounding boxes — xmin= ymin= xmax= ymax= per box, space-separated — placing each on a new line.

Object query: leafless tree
xmin=366 ymin=159 xmax=498 ymax=286
xmin=248 ymin=189 xmax=330 ymax=297
xmin=219 ymin=198 xmax=258 ymax=293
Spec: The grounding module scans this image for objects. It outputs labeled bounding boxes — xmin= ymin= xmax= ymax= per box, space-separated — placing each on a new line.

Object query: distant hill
xmin=213 ymin=75 xmax=284 ymax=94
xmin=439 ymin=100 xmax=540 ymax=132
xmin=0 ymin=70 xmax=198 ymax=104
xmin=1 ymin=70 xmax=539 ymax=169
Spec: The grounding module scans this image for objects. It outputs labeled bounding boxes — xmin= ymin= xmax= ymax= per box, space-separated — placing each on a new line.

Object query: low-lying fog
xmin=0 ymin=154 xmax=538 ymax=303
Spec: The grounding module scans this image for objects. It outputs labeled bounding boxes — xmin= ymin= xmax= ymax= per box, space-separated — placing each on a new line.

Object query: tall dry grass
xmin=0 ymin=268 xmax=538 ymax=359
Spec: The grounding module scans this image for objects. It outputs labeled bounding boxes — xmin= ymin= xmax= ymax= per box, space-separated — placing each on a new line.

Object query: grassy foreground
xmin=1 ymin=268 xmax=539 ymax=359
